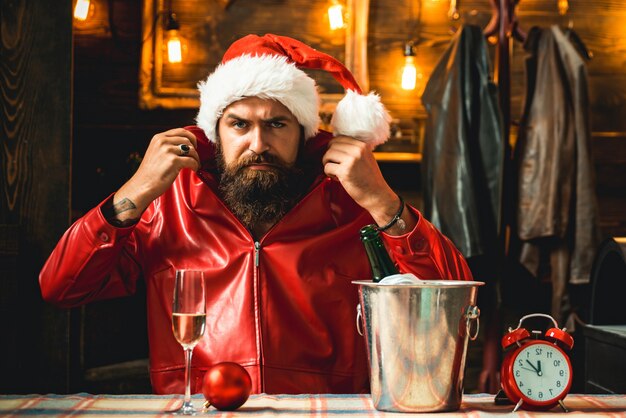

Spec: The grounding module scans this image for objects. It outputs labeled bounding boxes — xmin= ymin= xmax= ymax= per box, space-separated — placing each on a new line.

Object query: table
xmin=1 ymin=393 xmax=625 ymax=417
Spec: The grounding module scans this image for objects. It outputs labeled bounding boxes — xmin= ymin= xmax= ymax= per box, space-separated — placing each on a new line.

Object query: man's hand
xmin=322 ymin=136 xmax=416 ymax=234
xmin=108 ymin=128 xmax=199 ymax=225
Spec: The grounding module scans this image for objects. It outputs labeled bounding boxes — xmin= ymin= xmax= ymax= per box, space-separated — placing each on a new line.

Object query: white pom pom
xmin=330 ymin=90 xmax=392 ymax=148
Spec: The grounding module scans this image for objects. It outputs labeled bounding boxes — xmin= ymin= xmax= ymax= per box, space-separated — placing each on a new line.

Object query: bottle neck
xmin=360 ymin=225 xmax=399 ymax=282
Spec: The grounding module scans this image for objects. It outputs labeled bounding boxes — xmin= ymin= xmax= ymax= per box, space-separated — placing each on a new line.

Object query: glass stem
xmin=184 ymin=348 xmax=193 ymax=406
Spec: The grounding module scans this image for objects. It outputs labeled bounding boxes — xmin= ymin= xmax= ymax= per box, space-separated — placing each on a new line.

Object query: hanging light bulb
xmin=401 ymin=42 xmax=418 ymax=91
xmin=73 ymin=0 xmax=91 ymax=21
xmin=448 ymin=0 xmax=460 ymax=20
xmin=402 ymin=57 xmax=417 ymax=90
xmin=557 ymin=0 xmax=569 ymax=16
xmin=166 ymin=12 xmax=182 ymax=64
xmin=328 ymin=1 xmax=345 ymax=30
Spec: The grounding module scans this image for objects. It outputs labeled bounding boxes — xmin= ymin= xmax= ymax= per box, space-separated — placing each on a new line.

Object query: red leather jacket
xmin=40 ymin=126 xmax=472 ymax=395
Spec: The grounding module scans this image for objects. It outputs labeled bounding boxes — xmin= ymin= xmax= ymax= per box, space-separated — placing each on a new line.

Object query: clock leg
xmin=494 ymin=389 xmax=512 ymax=405
xmin=558 ymin=400 xmax=569 ymax=413
xmin=512 ymin=399 xmax=524 ymax=412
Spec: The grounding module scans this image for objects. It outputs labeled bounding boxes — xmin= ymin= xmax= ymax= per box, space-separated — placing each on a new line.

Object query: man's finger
xmin=323 ymin=161 xmax=341 ymax=178
xmin=164 ymin=128 xmax=198 ymax=147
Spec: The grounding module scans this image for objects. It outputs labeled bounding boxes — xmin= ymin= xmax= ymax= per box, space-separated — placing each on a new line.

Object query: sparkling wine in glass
xmin=172 ymin=270 xmax=206 ymax=415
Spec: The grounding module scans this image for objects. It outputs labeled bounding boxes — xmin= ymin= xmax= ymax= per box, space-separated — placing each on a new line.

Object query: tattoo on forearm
xmin=104 ymin=198 xmax=139 ymax=227
xmin=111 ymin=198 xmax=137 ymax=215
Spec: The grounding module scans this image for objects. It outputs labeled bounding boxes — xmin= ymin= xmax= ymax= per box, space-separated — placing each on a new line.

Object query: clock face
xmin=511 ymin=341 xmax=571 ymax=403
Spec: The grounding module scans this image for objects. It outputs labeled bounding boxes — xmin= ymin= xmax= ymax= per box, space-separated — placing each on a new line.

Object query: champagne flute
xmin=172 ymin=270 xmax=206 ymax=415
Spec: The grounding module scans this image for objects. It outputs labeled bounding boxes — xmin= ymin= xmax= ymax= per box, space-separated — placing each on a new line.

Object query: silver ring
xmin=178 ymin=144 xmax=190 ymax=156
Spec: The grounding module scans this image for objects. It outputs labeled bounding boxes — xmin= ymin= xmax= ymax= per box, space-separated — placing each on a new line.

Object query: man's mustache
xmin=236 ymin=152 xmax=287 ymax=172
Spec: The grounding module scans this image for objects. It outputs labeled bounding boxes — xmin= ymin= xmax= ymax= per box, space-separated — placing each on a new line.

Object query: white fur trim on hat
xmin=196 ymin=54 xmax=320 ymax=142
xmin=330 ymin=90 xmax=392 ymax=148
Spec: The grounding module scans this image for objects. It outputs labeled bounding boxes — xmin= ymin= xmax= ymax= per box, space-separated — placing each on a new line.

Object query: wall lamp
xmin=328 ymin=0 xmax=346 ymax=30
xmin=73 ymin=0 xmax=91 ymax=21
xmin=165 ymin=11 xmax=182 ymax=64
xmin=401 ymin=41 xmax=424 ymax=91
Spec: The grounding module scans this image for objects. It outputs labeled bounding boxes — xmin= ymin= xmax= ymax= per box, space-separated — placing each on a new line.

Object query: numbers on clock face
xmin=512 ymin=343 xmax=570 ymax=402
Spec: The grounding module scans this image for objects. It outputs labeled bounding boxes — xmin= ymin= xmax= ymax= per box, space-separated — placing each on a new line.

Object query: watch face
xmin=511 ymin=342 xmax=571 ymax=403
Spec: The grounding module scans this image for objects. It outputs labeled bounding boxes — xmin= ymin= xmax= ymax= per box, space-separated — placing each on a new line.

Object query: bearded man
xmin=40 ymin=34 xmax=472 ymax=395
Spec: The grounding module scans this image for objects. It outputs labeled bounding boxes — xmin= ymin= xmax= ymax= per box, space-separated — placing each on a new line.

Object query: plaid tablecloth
xmin=1 ymin=393 xmax=625 ymax=417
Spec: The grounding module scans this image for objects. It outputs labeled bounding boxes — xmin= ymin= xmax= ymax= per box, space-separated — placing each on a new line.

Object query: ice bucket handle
xmin=465 ymin=305 xmax=481 ymax=341
xmin=356 ymin=303 xmax=364 ymax=336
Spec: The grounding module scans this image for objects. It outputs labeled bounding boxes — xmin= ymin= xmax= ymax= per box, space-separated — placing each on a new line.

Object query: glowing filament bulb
xmin=167 ymin=31 xmax=182 ymax=63
xmin=74 ymin=0 xmax=90 ymax=21
xmin=328 ymin=4 xmax=344 ymax=30
xmin=401 ymin=55 xmax=417 ymax=90
xmin=165 ymin=12 xmax=182 ymax=63
xmin=558 ymin=0 xmax=569 ymax=15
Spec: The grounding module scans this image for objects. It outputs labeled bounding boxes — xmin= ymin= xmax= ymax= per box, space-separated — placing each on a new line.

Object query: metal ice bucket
xmin=352 ymin=280 xmax=484 ymax=412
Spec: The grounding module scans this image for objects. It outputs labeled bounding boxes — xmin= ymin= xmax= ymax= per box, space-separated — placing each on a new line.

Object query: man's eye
xmin=232 ymin=121 xmax=247 ymax=129
xmin=269 ymin=121 xmax=285 ymax=128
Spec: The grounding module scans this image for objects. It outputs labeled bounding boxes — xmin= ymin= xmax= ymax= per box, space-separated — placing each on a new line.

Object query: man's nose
xmin=247 ymin=126 xmax=270 ymax=154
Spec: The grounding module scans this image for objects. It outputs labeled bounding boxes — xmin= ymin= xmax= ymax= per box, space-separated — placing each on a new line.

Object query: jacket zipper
xmin=249 ymin=180 xmax=328 ymax=392
xmin=254 ymin=240 xmax=264 ymax=392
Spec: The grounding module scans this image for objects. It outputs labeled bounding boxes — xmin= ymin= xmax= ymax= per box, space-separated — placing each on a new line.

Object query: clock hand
xmin=536 ymin=360 xmax=542 ymax=376
xmin=520 ymin=366 xmax=537 ymax=373
xmin=526 ymin=359 xmax=540 ymax=375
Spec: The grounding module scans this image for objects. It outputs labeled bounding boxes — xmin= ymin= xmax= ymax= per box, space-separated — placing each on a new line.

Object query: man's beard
xmin=216 ymin=142 xmax=309 ymax=232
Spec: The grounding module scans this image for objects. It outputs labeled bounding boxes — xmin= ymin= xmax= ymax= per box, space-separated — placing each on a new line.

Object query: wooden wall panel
xmin=0 ymin=0 xmax=73 ymax=393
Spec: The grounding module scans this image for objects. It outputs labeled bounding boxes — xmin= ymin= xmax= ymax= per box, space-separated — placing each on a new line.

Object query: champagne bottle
xmin=359 ymin=224 xmax=400 ymax=282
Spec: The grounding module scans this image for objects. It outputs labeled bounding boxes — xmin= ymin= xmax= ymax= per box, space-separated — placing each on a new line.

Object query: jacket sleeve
xmin=381 ymin=205 xmax=473 ymax=280
xmin=39 ymin=195 xmax=143 ymax=308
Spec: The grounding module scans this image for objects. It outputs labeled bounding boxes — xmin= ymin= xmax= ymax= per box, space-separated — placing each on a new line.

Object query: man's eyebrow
xmin=223 ymin=113 xmax=249 ymax=122
xmin=262 ymin=116 xmax=292 ymax=123
xmin=223 ymin=114 xmax=293 ymax=123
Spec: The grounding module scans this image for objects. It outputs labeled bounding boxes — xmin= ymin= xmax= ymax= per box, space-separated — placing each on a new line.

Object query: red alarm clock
xmin=500 ymin=313 xmax=574 ymax=412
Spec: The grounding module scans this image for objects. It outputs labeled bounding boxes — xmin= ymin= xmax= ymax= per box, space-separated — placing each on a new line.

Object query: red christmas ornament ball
xmin=202 ymin=362 xmax=252 ymax=411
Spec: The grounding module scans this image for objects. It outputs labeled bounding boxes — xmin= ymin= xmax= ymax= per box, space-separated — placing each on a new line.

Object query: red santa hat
xmin=196 ymin=33 xmax=391 ymax=148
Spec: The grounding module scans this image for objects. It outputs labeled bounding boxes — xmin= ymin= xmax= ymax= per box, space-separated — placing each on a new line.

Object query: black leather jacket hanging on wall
xmin=421 ymin=24 xmax=504 ymax=259
xmin=513 ymin=25 xmax=600 ymax=286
